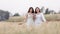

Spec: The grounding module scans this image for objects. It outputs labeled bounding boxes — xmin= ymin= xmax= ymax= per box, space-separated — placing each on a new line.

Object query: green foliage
xmin=13 ymin=13 xmax=20 ymax=16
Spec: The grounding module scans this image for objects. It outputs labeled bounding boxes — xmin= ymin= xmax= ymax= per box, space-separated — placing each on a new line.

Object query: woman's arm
xmin=24 ymin=13 xmax=28 ymax=22
xmin=19 ymin=14 xmax=28 ymax=25
xmin=41 ymin=13 xmax=46 ymax=22
xmin=33 ymin=14 xmax=36 ymax=21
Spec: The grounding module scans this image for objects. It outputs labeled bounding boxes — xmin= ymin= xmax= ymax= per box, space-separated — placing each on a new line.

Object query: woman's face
xmin=36 ymin=8 xmax=40 ymax=13
xmin=30 ymin=9 xmax=32 ymax=13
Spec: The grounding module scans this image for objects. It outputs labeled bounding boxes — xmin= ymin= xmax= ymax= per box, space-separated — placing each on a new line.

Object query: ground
xmin=0 ymin=14 xmax=60 ymax=34
xmin=0 ymin=21 xmax=60 ymax=34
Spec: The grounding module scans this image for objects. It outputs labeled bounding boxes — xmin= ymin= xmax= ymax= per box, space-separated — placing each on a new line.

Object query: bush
xmin=13 ymin=13 xmax=20 ymax=16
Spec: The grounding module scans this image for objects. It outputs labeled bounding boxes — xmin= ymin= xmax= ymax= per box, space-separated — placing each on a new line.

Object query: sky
xmin=0 ymin=0 xmax=60 ymax=15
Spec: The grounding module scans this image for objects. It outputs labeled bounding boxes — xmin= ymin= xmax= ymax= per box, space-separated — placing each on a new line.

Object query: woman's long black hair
xmin=28 ymin=7 xmax=34 ymax=13
xmin=35 ymin=7 xmax=41 ymax=14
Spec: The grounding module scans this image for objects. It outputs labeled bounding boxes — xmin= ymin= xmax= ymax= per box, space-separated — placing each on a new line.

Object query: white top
xmin=26 ymin=13 xmax=34 ymax=26
xmin=35 ymin=13 xmax=46 ymax=26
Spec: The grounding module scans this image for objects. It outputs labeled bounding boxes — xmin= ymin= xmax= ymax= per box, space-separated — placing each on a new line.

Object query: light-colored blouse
xmin=35 ymin=13 xmax=46 ymax=26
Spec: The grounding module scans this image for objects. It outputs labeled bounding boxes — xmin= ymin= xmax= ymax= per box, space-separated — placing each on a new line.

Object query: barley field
xmin=0 ymin=14 xmax=60 ymax=34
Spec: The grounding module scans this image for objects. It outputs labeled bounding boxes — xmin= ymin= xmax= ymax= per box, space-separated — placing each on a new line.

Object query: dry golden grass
xmin=45 ymin=14 xmax=60 ymax=21
xmin=6 ymin=16 xmax=25 ymax=22
xmin=5 ymin=14 xmax=60 ymax=22
xmin=0 ymin=21 xmax=60 ymax=34
xmin=0 ymin=14 xmax=60 ymax=34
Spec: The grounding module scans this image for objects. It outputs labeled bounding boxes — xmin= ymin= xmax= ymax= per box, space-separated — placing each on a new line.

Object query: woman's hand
xmin=46 ymin=21 xmax=48 ymax=24
xmin=33 ymin=14 xmax=36 ymax=20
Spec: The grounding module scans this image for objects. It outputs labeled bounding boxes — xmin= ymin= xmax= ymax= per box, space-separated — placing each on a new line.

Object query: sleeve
xmin=41 ymin=13 xmax=46 ymax=22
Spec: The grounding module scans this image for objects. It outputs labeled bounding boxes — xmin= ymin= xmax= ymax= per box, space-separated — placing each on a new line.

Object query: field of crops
xmin=5 ymin=14 xmax=60 ymax=22
xmin=0 ymin=14 xmax=60 ymax=34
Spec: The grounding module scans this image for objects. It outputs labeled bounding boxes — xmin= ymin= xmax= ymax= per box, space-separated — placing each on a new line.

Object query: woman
xmin=25 ymin=7 xmax=34 ymax=29
xmin=34 ymin=7 xmax=46 ymax=27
